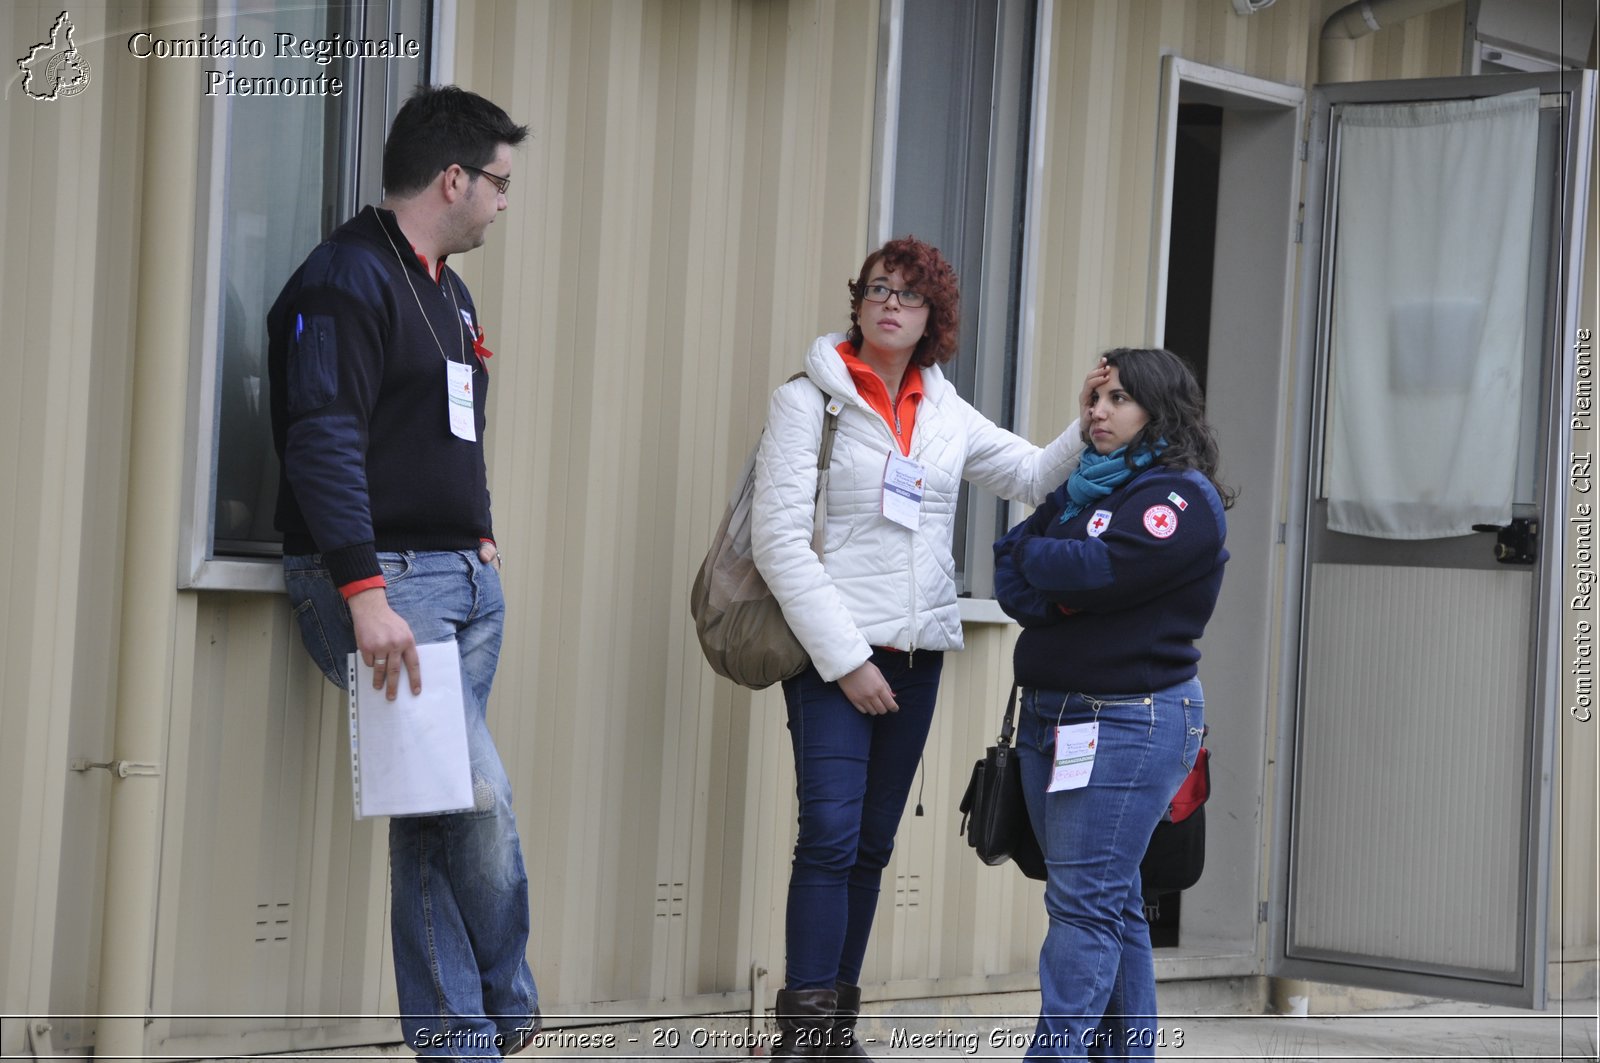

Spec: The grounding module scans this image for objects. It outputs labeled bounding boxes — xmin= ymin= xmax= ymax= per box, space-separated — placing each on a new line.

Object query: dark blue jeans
xmin=781 ymin=649 xmax=944 ymax=989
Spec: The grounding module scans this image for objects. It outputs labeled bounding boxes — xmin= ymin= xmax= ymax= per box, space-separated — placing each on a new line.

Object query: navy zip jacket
xmin=268 ymin=206 xmax=493 ymax=588
xmin=994 ymin=465 xmax=1228 ymax=694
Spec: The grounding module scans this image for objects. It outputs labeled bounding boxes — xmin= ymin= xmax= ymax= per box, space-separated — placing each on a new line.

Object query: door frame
xmin=1148 ymin=56 xmax=1303 ymax=966
xmin=1269 ymin=69 xmax=1596 ymax=1008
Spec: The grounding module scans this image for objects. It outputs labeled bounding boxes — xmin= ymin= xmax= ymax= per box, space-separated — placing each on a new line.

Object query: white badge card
xmin=446 ymin=360 xmax=476 ymax=442
xmin=1048 ymin=721 xmax=1098 ymax=792
xmin=881 ymin=453 xmax=926 ymax=530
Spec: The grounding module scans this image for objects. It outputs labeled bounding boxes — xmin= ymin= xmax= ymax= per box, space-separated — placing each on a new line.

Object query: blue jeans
xmin=1015 ymin=680 xmax=1203 ymax=1062
xmin=285 ymin=550 xmax=538 ymax=1061
xmin=780 ymin=649 xmax=944 ymax=989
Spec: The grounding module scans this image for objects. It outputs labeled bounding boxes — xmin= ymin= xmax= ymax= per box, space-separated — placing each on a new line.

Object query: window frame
xmin=178 ymin=0 xmax=436 ymax=591
xmin=870 ymin=0 xmax=1048 ymax=611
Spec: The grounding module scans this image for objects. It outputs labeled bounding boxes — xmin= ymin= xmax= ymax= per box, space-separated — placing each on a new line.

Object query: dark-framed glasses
xmin=859 ymin=283 xmax=927 ymax=308
xmin=461 ymin=164 xmax=511 ymax=196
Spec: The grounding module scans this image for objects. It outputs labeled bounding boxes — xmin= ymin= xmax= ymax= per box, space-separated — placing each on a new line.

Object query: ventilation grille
xmin=255 ymin=901 xmax=290 ymax=943
xmin=655 ymin=881 xmax=686 ymax=920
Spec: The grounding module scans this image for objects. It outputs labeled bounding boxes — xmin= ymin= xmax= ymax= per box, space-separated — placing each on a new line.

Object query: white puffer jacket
xmin=752 ymin=333 xmax=1086 ymax=682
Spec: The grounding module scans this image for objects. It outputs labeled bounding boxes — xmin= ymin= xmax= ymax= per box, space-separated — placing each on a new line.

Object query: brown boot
xmin=831 ymin=982 xmax=872 ymax=1059
xmin=774 ymin=987 xmax=838 ymax=1060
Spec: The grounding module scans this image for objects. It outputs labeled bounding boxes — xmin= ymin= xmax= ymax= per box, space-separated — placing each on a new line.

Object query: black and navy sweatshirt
xmin=994 ymin=465 xmax=1228 ymax=695
xmin=268 ymin=206 xmax=493 ymax=589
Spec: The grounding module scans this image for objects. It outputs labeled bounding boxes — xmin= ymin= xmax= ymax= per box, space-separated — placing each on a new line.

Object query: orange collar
xmin=838 ymin=341 xmax=923 ymax=455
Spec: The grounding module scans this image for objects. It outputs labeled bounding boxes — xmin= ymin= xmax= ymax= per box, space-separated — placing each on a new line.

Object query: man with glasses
xmin=268 ymin=85 xmax=538 ymax=1060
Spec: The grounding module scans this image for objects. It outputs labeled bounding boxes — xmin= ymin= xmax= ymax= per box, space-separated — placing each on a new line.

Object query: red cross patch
xmin=1142 ymin=504 xmax=1178 ymax=539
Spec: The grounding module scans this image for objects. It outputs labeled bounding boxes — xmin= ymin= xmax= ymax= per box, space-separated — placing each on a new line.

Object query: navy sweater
xmin=268 ymin=206 xmax=493 ymax=588
xmin=994 ymin=465 xmax=1228 ymax=694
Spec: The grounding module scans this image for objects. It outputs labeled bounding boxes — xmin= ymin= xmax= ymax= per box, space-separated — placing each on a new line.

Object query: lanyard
xmin=379 ymin=220 xmax=467 ymax=366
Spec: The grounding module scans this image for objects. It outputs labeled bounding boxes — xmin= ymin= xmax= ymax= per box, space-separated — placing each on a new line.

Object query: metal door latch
xmin=69 ymin=757 xmax=161 ymax=778
xmin=1471 ymin=518 xmax=1538 ymax=565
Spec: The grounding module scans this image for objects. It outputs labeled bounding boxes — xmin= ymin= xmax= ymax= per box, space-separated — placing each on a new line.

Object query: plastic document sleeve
xmin=347 ymin=638 xmax=474 ymax=820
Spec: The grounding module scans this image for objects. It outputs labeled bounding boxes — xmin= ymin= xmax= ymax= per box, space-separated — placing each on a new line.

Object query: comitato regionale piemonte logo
xmin=17 ymin=11 xmax=92 ymax=101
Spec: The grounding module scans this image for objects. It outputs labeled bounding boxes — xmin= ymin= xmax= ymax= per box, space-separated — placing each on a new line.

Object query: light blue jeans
xmin=285 ymin=549 xmax=538 ymax=1061
xmin=1014 ymin=680 xmax=1203 ymax=1062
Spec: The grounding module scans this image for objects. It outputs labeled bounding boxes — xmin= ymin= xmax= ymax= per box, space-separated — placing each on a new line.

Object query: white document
xmin=348 ymin=638 xmax=474 ymax=819
xmin=1048 ymin=721 xmax=1098 ymax=793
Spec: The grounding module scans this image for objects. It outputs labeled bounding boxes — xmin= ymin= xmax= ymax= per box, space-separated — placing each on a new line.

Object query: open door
xmin=1274 ymin=70 xmax=1594 ymax=1008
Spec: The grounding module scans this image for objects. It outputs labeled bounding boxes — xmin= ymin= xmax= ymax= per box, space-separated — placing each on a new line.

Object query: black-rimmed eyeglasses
xmin=461 ymin=164 xmax=511 ymax=196
xmin=858 ymin=283 xmax=927 ymax=308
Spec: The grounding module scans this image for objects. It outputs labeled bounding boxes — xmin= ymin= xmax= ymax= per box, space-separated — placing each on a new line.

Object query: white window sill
xmin=181 ymin=557 xmax=286 ymax=593
xmin=958 ymin=597 xmax=1016 ymax=625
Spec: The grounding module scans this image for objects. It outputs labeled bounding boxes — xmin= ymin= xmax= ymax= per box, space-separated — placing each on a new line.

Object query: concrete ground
xmin=262 ymin=986 xmax=1600 ymax=1062
xmin=492 ymin=991 xmax=1600 ymax=1062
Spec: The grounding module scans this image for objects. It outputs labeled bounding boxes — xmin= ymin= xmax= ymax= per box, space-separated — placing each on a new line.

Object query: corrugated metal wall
xmin=0 ymin=1 xmax=148 ymax=1054
xmin=2 ymin=0 xmax=1595 ymax=1056
xmin=449 ymin=0 xmax=893 ymax=1010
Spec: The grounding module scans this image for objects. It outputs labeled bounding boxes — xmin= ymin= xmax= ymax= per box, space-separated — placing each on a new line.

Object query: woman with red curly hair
xmin=751 ymin=237 xmax=1106 ymax=1059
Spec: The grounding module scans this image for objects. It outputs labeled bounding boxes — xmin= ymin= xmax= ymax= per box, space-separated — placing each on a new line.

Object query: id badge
xmin=446 ymin=360 xmax=476 ymax=442
xmin=1048 ymin=721 xmax=1098 ymax=792
xmin=881 ymin=453 xmax=926 ymax=530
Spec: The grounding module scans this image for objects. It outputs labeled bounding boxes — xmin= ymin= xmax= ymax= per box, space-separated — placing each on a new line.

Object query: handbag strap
xmin=784 ymin=371 xmax=840 ymax=482
xmin=784 ymin=372 xmax=838 ymax=557
xmin=809 ymin=402 xmax=839 ymax=556
xmin=998 ymin=684 xmax=1020 ymax=745
xmin=816 ymin=398 xmax=840 ymax=475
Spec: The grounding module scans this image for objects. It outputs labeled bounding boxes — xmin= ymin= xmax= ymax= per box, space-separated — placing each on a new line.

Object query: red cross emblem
xmin=1142 ymin=505 xmax=1178 ymax=539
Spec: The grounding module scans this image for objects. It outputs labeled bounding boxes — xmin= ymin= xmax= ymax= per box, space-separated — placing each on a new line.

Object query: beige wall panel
xmin=0 ymin=2 xmax=146 ymax=1051
xmin=450 ymin=0 xmax=888 ymax=1010
xmin=1353 ymin=4 xmax=1466 ymax=83
xmin=150 ymin=596 xmax=395 ymax=1056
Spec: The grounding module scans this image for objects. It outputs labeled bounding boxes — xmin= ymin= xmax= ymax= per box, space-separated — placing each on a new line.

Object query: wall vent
xmin=655 ymin=881 xmax=686 ymax=920
xmin=255 ymin=901 xmax=290 ymax=943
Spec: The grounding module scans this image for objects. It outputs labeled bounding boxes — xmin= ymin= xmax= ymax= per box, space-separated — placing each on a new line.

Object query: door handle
xmin=1470 ymin=518 xmax=1538 ymax=565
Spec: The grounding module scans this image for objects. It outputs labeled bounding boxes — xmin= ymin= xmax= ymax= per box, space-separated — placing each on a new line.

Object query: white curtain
xmin=1324 ymin=89 xmax=1540 ymax=539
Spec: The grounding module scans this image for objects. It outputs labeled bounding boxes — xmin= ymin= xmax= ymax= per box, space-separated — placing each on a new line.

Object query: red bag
xmin=1167 ymin=747 xmax=1210 ymax=823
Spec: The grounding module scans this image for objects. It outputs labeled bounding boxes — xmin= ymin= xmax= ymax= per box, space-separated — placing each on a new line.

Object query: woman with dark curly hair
xmin=751 ymin=237 xmax=1105 ymax=1059
xmin=993 ymin=347 xmax=1231 ymax=1061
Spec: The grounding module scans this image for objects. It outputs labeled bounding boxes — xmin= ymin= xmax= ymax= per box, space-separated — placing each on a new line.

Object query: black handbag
xmin=958 ymin=686 xmax=1046 ymax=881
xmin=1140 ymin=745 xmax=1210 ymax=894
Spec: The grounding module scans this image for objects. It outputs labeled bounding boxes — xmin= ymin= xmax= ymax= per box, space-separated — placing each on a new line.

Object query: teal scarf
xmin=1058 ymin=443 xmax=1162 ymax=523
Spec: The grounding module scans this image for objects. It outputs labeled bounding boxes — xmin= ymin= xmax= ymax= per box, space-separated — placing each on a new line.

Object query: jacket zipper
xmin=905 ymin=402 xmax=930 ymax=666
xmin=839 ymin=375 xmax=925 ymax=663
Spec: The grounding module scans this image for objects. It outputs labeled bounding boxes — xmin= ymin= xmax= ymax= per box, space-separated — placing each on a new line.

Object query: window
xmin=181 ymin=0 xmax=432 ymax=590
xmin=875 ymin=0 xmax=1038 ymax=597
